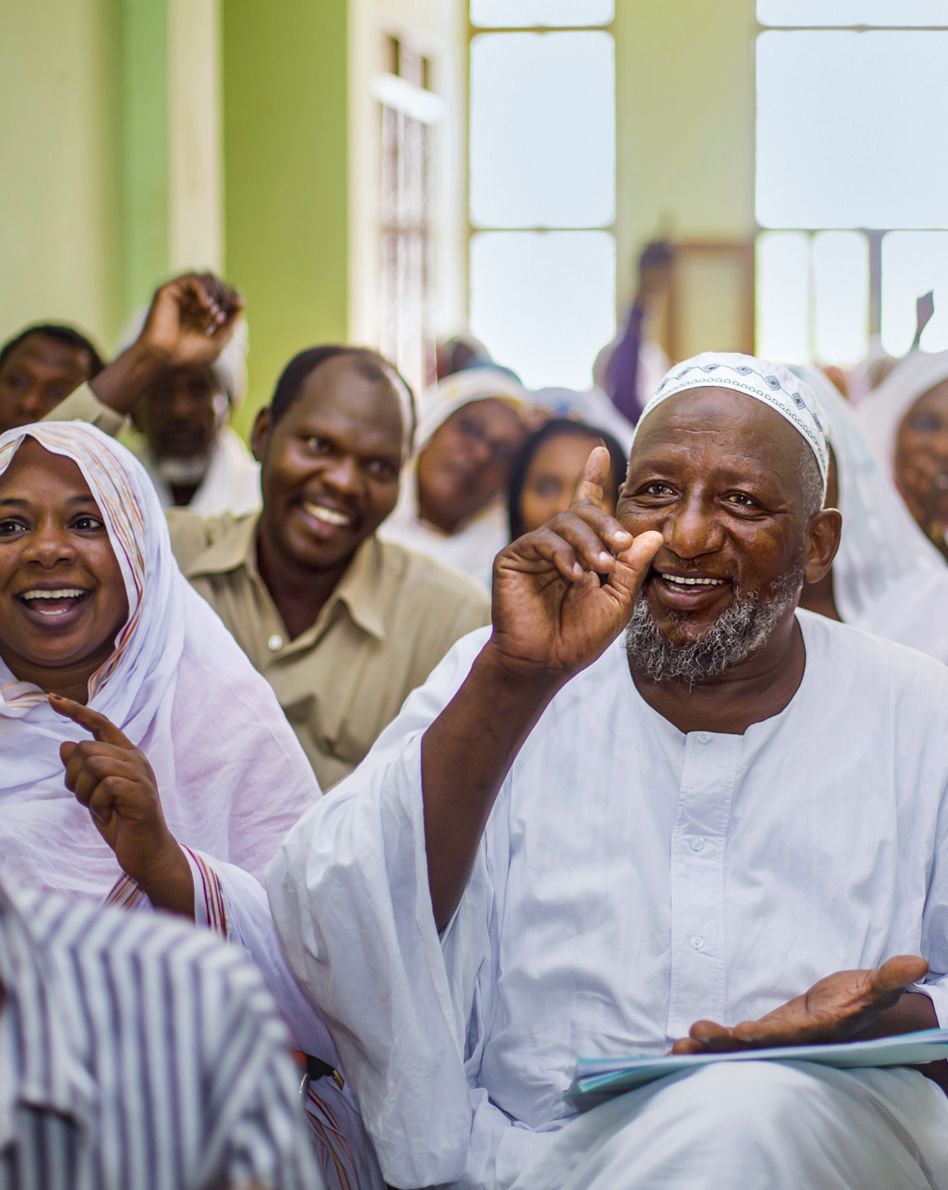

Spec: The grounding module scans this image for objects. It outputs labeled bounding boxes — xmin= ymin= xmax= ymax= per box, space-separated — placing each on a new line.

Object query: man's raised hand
xmin=138 ymin=271 xmax=244 ymax=372
xmin=50 ymin=694 xmax=193 ymax=915
xmin=490 ymin=446 xmax=662 ymax=681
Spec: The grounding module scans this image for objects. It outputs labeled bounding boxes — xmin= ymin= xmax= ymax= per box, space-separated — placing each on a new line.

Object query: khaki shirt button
xmin=267 ymin=633 xmax=284 ymax=652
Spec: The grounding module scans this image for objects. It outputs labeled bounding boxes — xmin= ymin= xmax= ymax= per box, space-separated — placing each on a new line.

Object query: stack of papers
xmin=567 ymin=1029 xmax=948 ymax=1112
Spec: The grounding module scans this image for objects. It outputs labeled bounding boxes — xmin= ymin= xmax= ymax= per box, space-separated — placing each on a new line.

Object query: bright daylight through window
xmin=468 ymin=3 xmax=615 ymax=388
xmin=756 ymin=4 xmax=948 ymax=364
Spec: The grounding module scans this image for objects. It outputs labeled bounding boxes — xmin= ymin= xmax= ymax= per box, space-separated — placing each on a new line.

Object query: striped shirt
xmin=0 ymin=878 xmax=323 ymax=1190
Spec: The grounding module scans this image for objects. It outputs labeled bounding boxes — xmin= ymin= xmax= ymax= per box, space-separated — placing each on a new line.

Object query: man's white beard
xmin=624 ymin=566 xmax=804 ymax=689
xmin=156 ymin=455 xmax=210 ymax=486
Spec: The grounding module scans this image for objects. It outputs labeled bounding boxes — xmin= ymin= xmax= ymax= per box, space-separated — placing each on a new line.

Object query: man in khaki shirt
xmin=46 ymin=275 xmax=490 ymax=787
xmin=167 ymin=506 xmax=487 ymax=787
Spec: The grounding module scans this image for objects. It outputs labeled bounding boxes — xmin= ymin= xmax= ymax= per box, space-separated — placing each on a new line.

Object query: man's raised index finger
xmin=571 ymin=445 xmax=613 ymax=510
xmin=48 ymin=694 xmax=131 ymax=747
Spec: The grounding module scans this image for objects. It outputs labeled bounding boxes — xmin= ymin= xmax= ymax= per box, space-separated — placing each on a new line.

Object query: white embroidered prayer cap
xmin=634 ymin=352 xmax=830 ymax=494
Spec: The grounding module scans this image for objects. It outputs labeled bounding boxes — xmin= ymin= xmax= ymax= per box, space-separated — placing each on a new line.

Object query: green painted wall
xmin=222 ymin=0 xmax=350 ymax=434
xmin=0 ymin=0 xmax=123 ymax=350
xmin=614 ymin=0 xmax=757 ymax=304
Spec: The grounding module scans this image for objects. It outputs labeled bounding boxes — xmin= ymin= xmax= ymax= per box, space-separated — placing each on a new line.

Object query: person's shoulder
xmin=800 ymin=609 xmax=948 ymax=698
xmin=166 ymin=508 xmax=251 ymax=571
xmin=376 ymin=536 xmax=491 ymax=611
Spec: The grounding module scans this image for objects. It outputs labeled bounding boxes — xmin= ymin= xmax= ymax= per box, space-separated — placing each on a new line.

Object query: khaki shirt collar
xmin=184 ymin=514 xmax=388 ymax=643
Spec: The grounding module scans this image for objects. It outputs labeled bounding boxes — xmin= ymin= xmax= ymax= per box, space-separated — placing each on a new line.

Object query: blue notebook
xmin=567 ymin=1028 xmax=948 ymax=1111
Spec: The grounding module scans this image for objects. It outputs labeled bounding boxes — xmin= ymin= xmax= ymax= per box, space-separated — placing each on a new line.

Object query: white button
xmin=267 ymin=633 xmax=284 ymax=652
xmin=690 ymin=836 xmax=705 ymax=853
xmin=696 ymin=732 xmax=711 ymax=745
xmin=690 ymin=935 xmax=704 ymax=951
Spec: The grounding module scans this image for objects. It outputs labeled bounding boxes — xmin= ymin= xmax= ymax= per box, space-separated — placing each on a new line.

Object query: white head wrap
xmin=414 ymin=366 xmax=528 ymax=448
xmin=0 ymin=421 xmax=317 ymax=899
xmin=635 ymin=352 xmax=830 ymax=493
xmin=115 ymin=306 xmax=249 ymax=406
xmin=793 ymin=366 xmax=948 ymax=664
xmin=856 ymin=348 xmax=948 ymax=474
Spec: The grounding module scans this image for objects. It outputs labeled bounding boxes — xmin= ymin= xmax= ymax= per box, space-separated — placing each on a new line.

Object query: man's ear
xmin=803 ymin=508 xmax=842 ymax=584
xmin=250 ymin=407 xmax=272 ymax=464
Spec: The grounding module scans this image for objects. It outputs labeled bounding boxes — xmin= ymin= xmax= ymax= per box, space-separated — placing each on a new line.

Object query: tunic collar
xmin=183 ymin=513 xmax=388 ymax=644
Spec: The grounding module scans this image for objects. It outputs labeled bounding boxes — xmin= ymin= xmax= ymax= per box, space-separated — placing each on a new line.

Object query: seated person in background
xmin=0 ymin=871 xmax=321 ymax=1189
xmin=268 ymin=354 xmax=948 ymax=1190
xmin=116 ymin=300 xmax=260 ymax=515
xmin=168 ymin=344 xmax=490 ymax=788
xmin=794 ymin=365 xmax=948 ymax=664
xmin=381 ymin=367 xmax=530 ymax=587
xmin=0 ymin=322 xmax=104 ymax=433
xmin=48 ymin=278 xmax=490 ymax=787
xmin=858 ymin=349 xmax=948 ymax=561
xmin=0 ymin=420 xmax=381 ymax=1188
xmin=507 ymin=417 xmax=628 ymax=541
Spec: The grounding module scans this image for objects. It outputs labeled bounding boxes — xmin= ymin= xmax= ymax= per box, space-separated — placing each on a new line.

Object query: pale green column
xmin=222 ymin=0 xmax=350 ymax=432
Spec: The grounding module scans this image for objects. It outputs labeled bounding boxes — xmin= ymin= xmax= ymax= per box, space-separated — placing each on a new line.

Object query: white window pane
xmin=470 ymin=32 xmax=615 ymax=228
xmin=471 ymin=0 xmax=613 ymax=27
xmin=757 ymin=31 xmax=948 ymax=228
xmin=470 ymin=231 xmax=616 ymax=389
xmin=812 ymin=231 xmax=868 ymax=366
xmin=881 ymin=232 xmax=948 ymax=356
xmin=756 ymin=231 xmax=811 ymax=363
xmin=758 ymin=0 xmax=948 ymax=26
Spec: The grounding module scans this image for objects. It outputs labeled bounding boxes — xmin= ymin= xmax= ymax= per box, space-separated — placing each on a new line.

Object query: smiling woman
xmin=0 ymin=420 xmax=318 ymax=900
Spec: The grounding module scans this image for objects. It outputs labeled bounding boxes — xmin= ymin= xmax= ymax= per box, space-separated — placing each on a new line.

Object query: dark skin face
xmin=0 ymin=334 xmax=96 ymax=433
xmin=520 ymin=432 xmax=619 ymax=534
xmin=251 ymin=355 xmax=406 ymax=639
xmin=0 ymin=440 xmax=128 ymax=703
xmin=132 ymin=366 xmax=220 ymax=461
xmin=895 ymin=380 xmax=948 ymax=559
xmin=416 ymin=398 xmax=526 ymax=534
xmin=616 ymin=389 xmax=840 ymax=734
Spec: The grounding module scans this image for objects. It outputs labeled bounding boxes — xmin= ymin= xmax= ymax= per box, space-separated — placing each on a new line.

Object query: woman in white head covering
xmin=380 ymin=366 xmax=530 ymax=587
xmin=0 ymin=420 xmax=383 ymax=1189
xmin=115 ymin=303 xmax=260 ymax=516
xmin=856 ymin=350 xmax=948 ymax=561
xmin=794 ymin=366 xmax=948 ymax=664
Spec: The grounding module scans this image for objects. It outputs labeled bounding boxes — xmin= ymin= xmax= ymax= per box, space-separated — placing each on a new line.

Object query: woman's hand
xmin=50 ymin=694 xmax=194 ymax=917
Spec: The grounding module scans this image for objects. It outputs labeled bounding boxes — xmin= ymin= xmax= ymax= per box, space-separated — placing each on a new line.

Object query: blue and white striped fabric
xmin=0 ymin=878 xmax=322 ymax=1190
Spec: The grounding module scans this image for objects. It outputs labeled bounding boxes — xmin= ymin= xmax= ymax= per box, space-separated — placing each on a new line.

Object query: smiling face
xmin=519 ymin=430 xmax=620 ymax=535
xmin=894 ymin=379 xmax=948 ymax=548
xmin=0 ymin=333 xmax=97 ymax=433
xmin=0 ymin=439 xmax=128 ymax=689
xmin=416 ymin=398 xmax=526 ymax=534
xmin=252 ymin=354 xmax=406 ymax=579
xmin=618 ymin=388 xmax=837 ymax=682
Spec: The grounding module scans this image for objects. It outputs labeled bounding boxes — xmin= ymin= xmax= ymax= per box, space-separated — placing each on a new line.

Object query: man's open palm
xmin=671 ymin=955 xmax=930 ymax=1054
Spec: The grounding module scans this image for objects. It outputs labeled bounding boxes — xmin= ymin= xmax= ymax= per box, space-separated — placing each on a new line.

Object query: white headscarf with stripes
xmin=0 ymin=421 xmax=318 ymax=899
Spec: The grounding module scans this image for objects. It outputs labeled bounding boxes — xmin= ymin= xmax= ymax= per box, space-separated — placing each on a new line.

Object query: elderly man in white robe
xmin=269 ymin=353 xmax=948 ymax=1190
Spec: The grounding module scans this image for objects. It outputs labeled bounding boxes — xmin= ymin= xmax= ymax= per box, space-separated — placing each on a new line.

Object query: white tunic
xmin=268 ymin=611 xmax=948 ymax=1188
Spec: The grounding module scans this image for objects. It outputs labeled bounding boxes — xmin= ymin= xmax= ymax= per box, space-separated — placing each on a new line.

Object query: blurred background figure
xmin=381 ymin=366 xmax=529 ymax=587
xmin=0 ymin=323 xmax=104 ymax=433
xmin=435 ymin=331 xmax=492 ymax=380
xmin=857 ymin=351 xmax=948 ymax=561
xmin=795 ymin=365 xmax=948 ymax=664
xmin=593 ymin=239 xmax=674 ymax=427
xmin=507 ymin=416 xmax=627 ymax=541
xmin=116 ymin=296 xmax=259 ymax=515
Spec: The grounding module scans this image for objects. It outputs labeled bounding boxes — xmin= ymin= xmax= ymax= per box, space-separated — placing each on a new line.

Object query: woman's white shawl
xmin=0 ymin=421 xmax=319 ymax=898
xmin=795 ymin=368 xmax=948 ymax=664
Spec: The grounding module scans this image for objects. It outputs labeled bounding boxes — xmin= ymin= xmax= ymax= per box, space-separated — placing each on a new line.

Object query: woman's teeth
xmin=659 ymin=574 xmax=725 ymax=587
xmin=21 ymin=588 xmax=87 ymax=601
xmin=303 ymin=501 xmax=351 ymax=527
